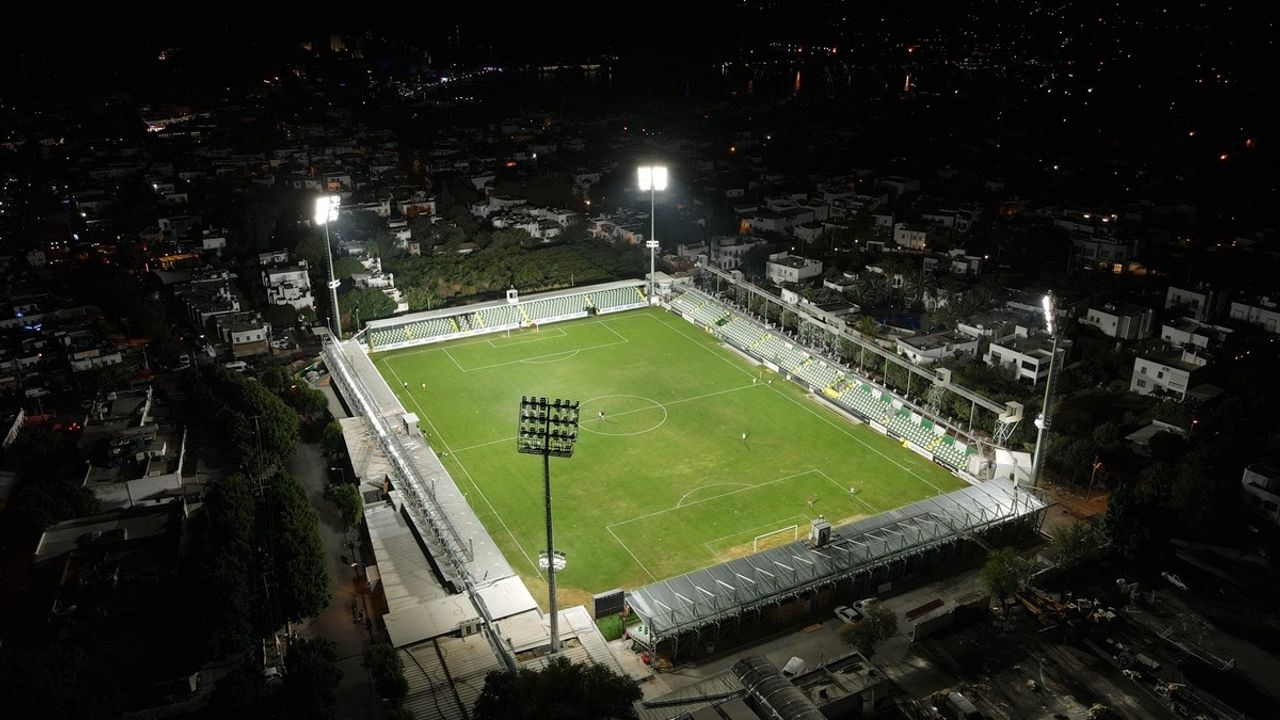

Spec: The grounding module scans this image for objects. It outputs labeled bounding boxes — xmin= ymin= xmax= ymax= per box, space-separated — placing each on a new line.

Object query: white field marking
xmin=675 ymin=482 xmax=753 ymax=508
xmin=765 ymin=383 xmax=950 ymax=495
xmin=607 ymin=525 xmax=657 ymax=582
xmin=382 ymin=360 xmax=542 ymax=575
xmin=811 ymin=468 xmax=880 ymax=514
xmin=607 ymin=469 xmax=823 ymax=530
xmin=449 ymin=339 xmax=628 ymax=372
xmin=519 ymin=349 xmax=582 ymax=365
xmin=652 ymin=314 xmax=757 ymax=380
xmin=485 ymin=327 xmax=568 ymax=348
xmin=579 ymin=395 xmax=669 ymax=436
xmin=597 ymin=320 xmax=630 ymax=343
xmin=450 ymin=382 xmax=761 ymax=453
xmin=701 ymin=514 xmax=812 ymax=556
xmin=441 ymin=347 xmax=468 ymax=373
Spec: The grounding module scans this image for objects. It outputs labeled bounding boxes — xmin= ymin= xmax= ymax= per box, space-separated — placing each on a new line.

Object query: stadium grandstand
xmin=625 ymin=477 xmax=1045 ymax=661
xmin=322 ymin=276 xmax=1044 ymax=697
xmin=362 ymin=280 xmax=648 ymax=351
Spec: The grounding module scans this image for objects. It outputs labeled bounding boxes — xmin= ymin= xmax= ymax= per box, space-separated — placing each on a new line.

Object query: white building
xmin=986 ymin=334 xmax=1057 ymax=384
xmin=895 ymin=332 xmax=979 ymax=366
xmin=708 ymin=236 xmax=765 ymax=271
xmin=1072 ymin=232 xmax=1132 ymax=269
xmin=262 ymin=260 xmax=315 ymax=311
xmin=893 ymin=223 xmax=929 ymax=250
xmin=765 ymin=253 xmax=823 ymax=285
xmin=1228 ymin=297 xmax=1280 ymax=334
xmin=1165 ymin=285 xmax=1227 ymax=322
xmin=1081 ymin=303 xmax=1155 ymax=340
xmin=1160 ymin=317 xmax=1232 ymax=350
xmin=1129 ymin=350 xmax=1209 ymax=401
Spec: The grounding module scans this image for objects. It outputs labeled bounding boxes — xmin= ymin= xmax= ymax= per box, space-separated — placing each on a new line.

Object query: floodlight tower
xmin=313 ymin=195 xmax=343 ymax=338
xmin=638 ymin=165 xmax=668 ymax=302
xmin=516 ymin=396 xmax=581 ymax=654
xmin=1030 ymin=293 xmax=1062 ymax=486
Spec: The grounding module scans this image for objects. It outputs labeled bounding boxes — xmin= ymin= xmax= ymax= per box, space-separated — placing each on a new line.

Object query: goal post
xmin=753 ymin=524 xmax=799 ymax=553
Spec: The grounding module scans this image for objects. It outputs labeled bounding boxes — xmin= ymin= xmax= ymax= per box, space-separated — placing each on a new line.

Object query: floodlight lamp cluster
xmin=516 ymin=396 xmax=581 ymax=457
xmin=637 ymin=165 xmax=668 ymax=192
xmin=1041 ymin=293 xmax=1056 ymax=336
xmin=313 ymin=195 xmax=340 ymax=226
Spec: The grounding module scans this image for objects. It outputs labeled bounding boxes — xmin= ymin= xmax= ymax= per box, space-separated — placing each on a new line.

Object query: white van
xmin=223 ymin=360 xmax=249 ymax=373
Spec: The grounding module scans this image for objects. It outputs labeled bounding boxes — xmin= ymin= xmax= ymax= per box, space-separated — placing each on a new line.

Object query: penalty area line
xmin=607 ymin=526 xmax=657 ymax=582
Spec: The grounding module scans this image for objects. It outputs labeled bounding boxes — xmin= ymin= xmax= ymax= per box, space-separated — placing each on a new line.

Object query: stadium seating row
xmin=678 ymin=290 xmax=983 ymax=472
xmin=368 ymin=316 xmax=457 ymax=348
xmin=587 ymin=286 xmax=645 ymax=312
xmin=524 ymin=294 xmax=590 ymax=321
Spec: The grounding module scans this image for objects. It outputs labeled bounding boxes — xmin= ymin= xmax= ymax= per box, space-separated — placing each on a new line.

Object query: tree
xmin=333 ymin=256 xmax=366 ymax=278
xmin=339 ymin=287 xmax=396 ymax=332
xmin=980 ymin=547 xmax=1027 ymax=615
xmin=268 ymin=472 xmax=331 ymax=622
xmin=740 ymin=244 xmax=769 ymax=278
xmin=837 ymin=604 xmax=899 ymax=657
xmin=474 ymin=656 xmax=642 ymax=720
xmin=284 ymin=637 xmax=342 ymax=720
xmin=320 ymin=421 xmax=346 ymax=457
xmin=403 ymin=285 xmax=441 ymax=312
xmin=1050 ymin=521 xmax=1107 ymax=571
xmin=187 ymin=472 xmax=258 ymax=657
xmin=290 ymin=386 xmax=330 ymax=419
xmin=333 ymin=482 xmax=364 ymax=529
xmin=363 ymin=644 xmax=409 ymax=704
xmin=259 ymin=365 xmax=293 ymax=394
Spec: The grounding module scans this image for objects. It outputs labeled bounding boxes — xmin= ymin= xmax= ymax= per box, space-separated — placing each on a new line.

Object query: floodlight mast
xmin=1030 ymin=293 xmax=1061 ymax=486
xmin=516 ymin=396 xmax=580 ymax=655
xmin=313 ymin=195 xmax=343 ymax=338
xmin=638 ymin=165 xmax=667 ymax=303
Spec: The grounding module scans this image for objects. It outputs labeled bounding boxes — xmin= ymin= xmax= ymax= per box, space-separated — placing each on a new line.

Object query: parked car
xmin=835 ymin=605 xmax=861 ymax=624
xmin=852 ymin=597 xmax=877 ymax=613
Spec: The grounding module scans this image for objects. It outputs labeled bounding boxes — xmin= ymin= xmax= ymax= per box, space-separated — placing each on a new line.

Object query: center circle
xmin=579 ymin=394 xmax=668 ymax=436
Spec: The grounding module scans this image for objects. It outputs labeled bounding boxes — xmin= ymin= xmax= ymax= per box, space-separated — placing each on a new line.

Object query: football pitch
xmin=372 ymin=307 xmax=966 ymax=603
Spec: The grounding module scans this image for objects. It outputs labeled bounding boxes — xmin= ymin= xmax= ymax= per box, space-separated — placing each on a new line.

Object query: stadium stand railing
xmin=360 ymin=280 xmax=648 ymax=352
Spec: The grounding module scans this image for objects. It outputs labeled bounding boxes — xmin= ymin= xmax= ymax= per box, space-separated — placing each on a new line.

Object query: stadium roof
xmin=361 ymin=278 xmax=646 ymax=330
xmin=626 ymin=478 xmax=1045 ymax=642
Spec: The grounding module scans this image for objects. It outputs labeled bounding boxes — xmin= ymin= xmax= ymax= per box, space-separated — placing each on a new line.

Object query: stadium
xmin=323 ymin=273 xmax=1047 ymax=670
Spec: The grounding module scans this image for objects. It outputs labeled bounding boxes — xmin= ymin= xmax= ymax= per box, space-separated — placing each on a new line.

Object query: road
xmin=290 ymin=439 xmax=375 ymax=719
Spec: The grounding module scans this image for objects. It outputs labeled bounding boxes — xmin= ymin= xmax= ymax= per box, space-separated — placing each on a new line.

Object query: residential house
xmin=1228 ymin=297 xmax=1280 ymax=334
xmin=986 ymin=333 xmax=1059 ymax=384
xmin=212 ymin=312 xmax=272 ymax=358
xmin=893 ymin=223 xmax=929 ymax=250
xmin=1160 ymin=317 xmax=1233 ymax=350
xmin=896 ymin=332 xmax=979 ymax=366
xmin=1130 ymin=349 xmax=1210 ymax=400
xmin=261 ymin=259 xmax=314 ymax=311
xmin=1081 ymin=303 xmax=1155 ymax=340
xmin=766 ymin=253 xmax=823 ymax=285
xmin=1165 ymin=284 xmax=1228 ymax=322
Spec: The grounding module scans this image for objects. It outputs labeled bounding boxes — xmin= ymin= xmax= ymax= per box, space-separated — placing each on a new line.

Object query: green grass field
xmin=373 ymin=307 xmax=965 ymax=603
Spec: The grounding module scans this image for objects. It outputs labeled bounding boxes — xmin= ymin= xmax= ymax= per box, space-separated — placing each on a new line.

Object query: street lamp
xmin=1030 ymin=293 xmax=1062 ymax=487
xmin=313 ymin=195 xmax=342 ymax=338
xmin=516 ymin=396 xmax=581 ymax=655
xmin=638 ymin=165 xmax=668 ymax=303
